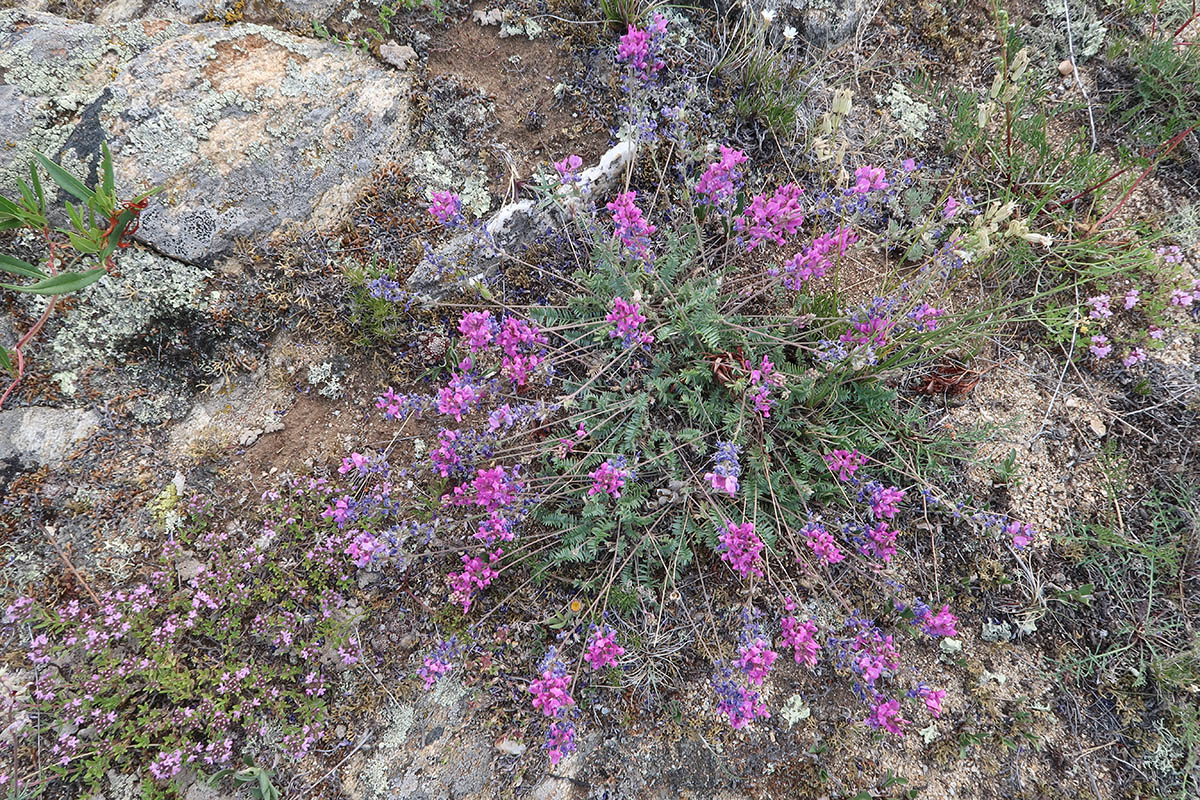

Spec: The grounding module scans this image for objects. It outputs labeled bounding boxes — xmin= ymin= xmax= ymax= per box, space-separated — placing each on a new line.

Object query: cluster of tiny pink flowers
xmin=862 ymin=521 xmax=898 ymax=562
xmin=1089 ymin=333 xmax=1112 ymax=359
xmin=745 ymin=354 xmax=779 ymax=417
xmin=803 ymin=520 xmax=845 ymax=564
xmin=694 ymin=145 xmax=748 ymax=206
xmin=418 ymin=638 xmax=459 ymax=690
xmin=851 ymin=166 xmax=889 ymax=194
xmin=703 ymin=441 xmax=742 ymax=496
xmin=718 ymin=520 xmax=765 ymax=579
xmin=428 ymin=190 xmax=464 ymax=227
xmin=824 ymin=449 xmax=867 ymax=482
xmin=447 ymin=550 xmax=502 ymax=613
xmin=1087 ymin=294 xmax=1113 ymax=320
xmin=866 ymin=696 xmax=908 ymax=735
xmin=735 ymin=639 xmax=778 ymax=685
xmin=868 ymin=484 xmax=906 ymax=519
xmin=851 ymin=628 xmax=900 ymax=686
xmin=530 ymin=648 xmax=578 ymax=764
xmin=436 ymin=365 xmax=485 ymax=421
xmin=607 ymin=191 xmax=657 ymax=263
xmin=780 ymin=605 xmax=821 ymax=667
xmin=908 ymin=302 xmax=946 ymax=332
xmin=616 ymin=13 xmax=668 ymax=78
xmin=917 ymin=604 xmax=959 ymax=638
xmin=584 ymin=625 xmax=626 ymax=669
xmin=554 ymin=154 xmax=583 ymax=184
xmin=737 ymin=183 xmax=804 ymax=251
xmin=606 ymin=296 xmax=654 ymax=347
xmin=588 ymin=457 xmax=631 ymax=499
xmin=776 ymin=226 xmax=857 ymax=290
xmin=497 ymin=316 xmax=549 ymax=386
xmin=459 ymin=310 xmax=499 ymax=350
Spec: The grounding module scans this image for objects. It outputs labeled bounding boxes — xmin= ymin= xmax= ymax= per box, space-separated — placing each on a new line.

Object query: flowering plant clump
xmin=1 ymin=486 xmax=365 ymax=795
xmin=351 ymin=21 xmax=1061 ymax=765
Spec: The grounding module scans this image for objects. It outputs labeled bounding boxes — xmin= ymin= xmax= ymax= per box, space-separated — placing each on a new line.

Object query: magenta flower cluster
xmin=616 ymin=13 xmax=668 ymax=78
xmin=607 ymin=190 xmax=657 ymax=264
xmin=606 ymin=296 xmax=654 ymax=347
xmin=718 ymin=520 xmax=765 ymax=579
xmin=695 ymin=145 xmax=748 ymax=206
xmin=736 ymin=183 xmax=805 ymax=251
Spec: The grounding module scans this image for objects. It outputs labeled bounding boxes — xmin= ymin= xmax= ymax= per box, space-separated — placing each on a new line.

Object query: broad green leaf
xmin=0 ymin=266 xmax=106 ymax=295
xmin=0 ymin=253 xmax=47 ymax=280
xmin=0 ymin=195 xmax=24 ymax=217
xmin=34 ymin=151 xmax=94 ymax=203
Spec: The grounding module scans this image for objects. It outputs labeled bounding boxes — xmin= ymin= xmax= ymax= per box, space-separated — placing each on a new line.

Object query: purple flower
xmin=588 ymin=458 xmax=631 ymax=499
xmin=458 ymin=311 xmax=498 ymax=351
xmin=554 ymin=154 xmax=583 ymax=183
xmin=919 ymin=604 xmax=958 ymax=637
xmin=802 ymin=520 xmax=845 ymax=564
xmin=584 ymin=626 xmax=625 ymax=670
xmin=736 ymin=639 xmax=778 ymax=686
xmin=852 ymin=166 xmax=889 ymax=194
xmin=781 ymin=612 xmax=821 ymax=667
xmin=418 ymin=638 xmax=459 ymax=690
xmin=943 ymin=196 xmax=961 ymax=218
xmin=777 ymin=227 xmax=857 ymax=290
xmin=616 ymin=14 xmax=668 ymax=78
xmin=695 ymin=145 xmax=748 ymax=206
xmin=530 ymin=648 xmax=575 ymax=718
xmin=447 ymin=548 xmax=502 ymax=613
xmin=1089 ymin=334 xmax=1112 ymax=359
xmin=703 ymin=441 xmax=741 ymax=496
xmin=1086 ymin=294 xmax=1113 ymax=320
xmin=718 ymin=520 xmax=764 ymax=579
xmin=1122 ymin=347 xmax=1147 ymax=367
xmin=606 ymin=296 xmax=654 ymax=347
xmin=1005 ymin=520 xmax=1034 ymax=549
xmin=1170 ymin=288 xmax=1195 ymax=308
xmin=868 ymin=485 xmax=905 ymax=519
xmin=546 ymin=719 xmax=576 ymax=765
xmin=865 ymin=696 xmax=908 ymax=736
xmin=1123 ymin=289 xmax=1139 ymax=310
xmin=712 ymin=671 xmax=770 ymax=729
xmin=920 ymin=687 xmax=946 ymax=718
xmin=606 ymin=191 xmax=657 ymax=264
xmin=428 ymin=190 xmax=464 ymax=227
xmin=736 ymin=184 xmax=804 ymax=251
xmin=824 ymin=449 xmax=867 ymax=482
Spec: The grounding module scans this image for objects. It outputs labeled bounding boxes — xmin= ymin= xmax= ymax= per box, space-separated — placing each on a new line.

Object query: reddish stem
xmin=1093 ymin=123 xmax=1199 ymax=230
xmin=0 ymin=227 xmax=60 ymax=409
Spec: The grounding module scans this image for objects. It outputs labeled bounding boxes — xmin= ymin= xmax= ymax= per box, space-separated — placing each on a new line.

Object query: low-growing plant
xmin=1 ymin=484 xmax=364 ymax=796
xmin=0 ymin=144 xmax=157 ymax=407
xmin=329 ymin=16 xmax=1065 ymax=765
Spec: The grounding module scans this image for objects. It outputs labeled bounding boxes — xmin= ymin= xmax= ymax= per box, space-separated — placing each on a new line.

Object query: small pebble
xmin=1059 ymin=59 xmax=1074 ymax=77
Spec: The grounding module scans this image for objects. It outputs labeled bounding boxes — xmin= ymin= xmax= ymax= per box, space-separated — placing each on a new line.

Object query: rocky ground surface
xmin=2 ymin=0 xmax=1199 ymax=798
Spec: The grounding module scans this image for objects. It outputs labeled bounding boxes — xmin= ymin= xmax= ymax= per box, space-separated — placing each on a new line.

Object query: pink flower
xmin=448 ymin=548 xmax=503 ymax=613
xmin=853 ymin=165 xmax=889 ymax=194
xmin=458 ymin=311 xmax=497 ymax=351
xmin=1148 ymin=325 xmax=1165 ymax=340
xmin=428 ymin=190 xmax=463 ymax=226
xmin=1006 ymin=520 xmax=1034 ymax=549
xmin=695 ymin=145 xmax=748 ymax=206
xmin=554 ymin=154 xmax=583 ymax=182
xmin=943 ymin=196 xmax=960 ymax=218
xmin=607 ymin=296 xmax=654 ymax=347
xmin=865 ymin=697 xmax=908 ymax=736
xmin=584 ymin=626 xmax=625 ymax=670
xmin=902 ymin=158 xmax=917 ymax=172
xmin=823 ymin=449 xmax=867 ymax=482
xmin=869 ymin=485 xmax=905 ymax=519
xmin=921 ymin=687 xmax=946 ymax=718
xmin=1123 ymin=289 xmax=1140 ymax=310
xmin=921 ymin=604 xmax=958 ymax=638
xmin=780 ymin=616 xmax=821 ymax=667
xmin=1086 ymin=294 xmax=1112 ymax=320
xmin=1170 ymin=288 xmax=1194 ymax=307
xmin=1122 ymin=347 xmax=1147 ymax=367
xmin=736 ymin=639 xmax=778 ymax=686
xmin=803 ymin=521 xmax=845 ymax=564
xmin=718 ymin=520 xmax=764 ymax=579
xmin=704 ymin=471 xmax=739 ymax=496
xmin=588 ymin=458 xmax=631 ymax=499
xmin=1089 ymin=334 xmax=1112 ymax=359
xmin=736 ymin=184 xmax=805 ymax=251
xmin=607 ymin=191 xmax=657 ymax=263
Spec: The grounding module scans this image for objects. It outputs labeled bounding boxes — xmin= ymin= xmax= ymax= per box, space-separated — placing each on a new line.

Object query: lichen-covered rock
xmin=784 ymin=0 xmax=873 ymax=48
xmin=48 ymin=248 xmax=210 ymax=373
xmin=0 ymin=406 xmax=100 ymax=470
xmin=406 ymin=141 xmax=637 ymax=298
xmin=95 ymin=0 xmax=345 ymax=26
xmin=1 ymin=10 xmax=412 ymax=265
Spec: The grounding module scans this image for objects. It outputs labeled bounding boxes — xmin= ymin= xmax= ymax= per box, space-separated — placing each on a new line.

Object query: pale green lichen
xmin=1027 ymin=0 xmax=1106 ymax=63
xmin=49 ymin=249 xmax=210 ymax=371
xmin=882 ymin=82 xmax=933 ymax=141
xmin=307 ymin=358 xmax=346 ymax=399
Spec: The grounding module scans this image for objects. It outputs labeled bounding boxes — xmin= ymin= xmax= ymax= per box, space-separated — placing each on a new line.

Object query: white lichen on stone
xmin=882 ymin=82 xmax=933 ymax=141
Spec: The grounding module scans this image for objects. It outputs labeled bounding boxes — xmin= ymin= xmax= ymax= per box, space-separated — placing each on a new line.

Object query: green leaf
xmin=68 ymin=231 xmax=101 ymax=254
xmin=1 ymin=266 xmax=106 ymax=295
xmin=0 ymin=347 xmax=13 ymax=376
xmin=101 ymin=141 xmax=115 ymax=198
xmin=0 ymin=253 xmax=47 ymax=280
xmin=30 ymin=161 xmax=45 ymax=212
xmin=34 ymin=151 xmax=94 ymax=203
